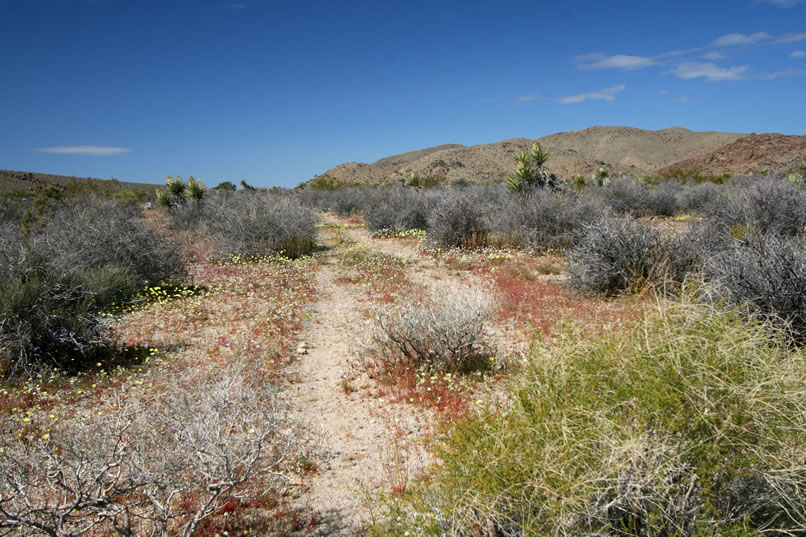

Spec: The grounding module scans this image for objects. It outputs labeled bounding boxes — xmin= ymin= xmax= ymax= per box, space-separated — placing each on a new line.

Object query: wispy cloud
xmin=791 ymin=50 xmax=806 ymax=58
xmin=712 ymin=32 xmax=771 ymax=46
xmin=33 ymin=145 xmax=133 ymax=156
xmin=675 ymin=96 xmax=693 ymax=103
xmin=702 ymin=51 xmax=727 ymax=60
xmin=778 ymin=32 xmax=806 ymax=43
xmin=673 ymin=61 xmax=749 ymax=81
xmin=557 ymin=85 xmax=625 ymax=104
xmin=575 ymin=53 xmax=656 ymax=70
xmin=516 ymin=93 xmax=540 ymax=102
xmin=756 ymin=0 xmax=806 ymax=6
xmin=225 ymin=2 xmax=249 ymax=9
xmin=755 ymin=68 xmax=806 ymax=78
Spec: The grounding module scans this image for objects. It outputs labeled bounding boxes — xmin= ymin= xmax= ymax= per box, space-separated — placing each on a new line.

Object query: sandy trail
xmin=284 ymin=218 xmax=431 ymax=535
xmin=285 ymin=214 xmax=527 ymax=534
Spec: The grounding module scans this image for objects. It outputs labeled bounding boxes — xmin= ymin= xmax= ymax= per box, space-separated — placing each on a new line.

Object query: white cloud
xmin=557 ymin=85 xmax=625 ymax=104
xmin=756 ymin=0 xmax=806 ymax=6
xmin=673 ymin=61 xmax=749 ymax=81
xmin=33 ymin=145 xmax=133 ymax=156
xmin=702 ymin=51 xmax=727 ymax=60
xmin=756 ymin=68 xmax=806 ymax=78
xmin=778 ymin=32 xmax=806 ymax=43
xmin=791 ymin=50 xmax=806 ymax=58
xmin=712 ymin=32 xmax=771 ymax=46
xmin=575 ymin=53 xmax=656 ymax=70
xmin=675 ymin=96 xmax=692 ymax=103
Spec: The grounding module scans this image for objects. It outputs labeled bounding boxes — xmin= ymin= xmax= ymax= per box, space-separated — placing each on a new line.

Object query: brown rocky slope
xmin=309 ymin=126 xmax=749 ymax=186
xmin=658 ymin=133 xmax=806 ymax=177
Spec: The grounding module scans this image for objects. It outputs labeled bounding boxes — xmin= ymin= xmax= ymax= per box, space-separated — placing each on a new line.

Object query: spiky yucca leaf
xmin=155 ymin=189 xmax=171 ymax=207
xmin=186 ymin=176 xmax=205 ymax=203
xmin=531 ymin=142 xmax=550 ymax=169
xmin=166 ymin=176 xmax=187 ymax=201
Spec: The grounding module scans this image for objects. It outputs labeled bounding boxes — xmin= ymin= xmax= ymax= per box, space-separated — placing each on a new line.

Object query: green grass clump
xmin=374 ymin=301 xmax=806 ymax=537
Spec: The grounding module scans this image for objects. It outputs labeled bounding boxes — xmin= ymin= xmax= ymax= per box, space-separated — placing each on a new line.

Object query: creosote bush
xmin=374 ymin=301 xmax=806 ymax=537
xmin=370 ymin=282 xmax=494 ymax=373
xmin=0 ymin=369 xmax=301 ymax=537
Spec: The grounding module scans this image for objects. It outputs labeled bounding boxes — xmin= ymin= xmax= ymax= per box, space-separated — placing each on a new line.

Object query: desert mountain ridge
xmin=310 ymin=126 xmax=806 ymax=187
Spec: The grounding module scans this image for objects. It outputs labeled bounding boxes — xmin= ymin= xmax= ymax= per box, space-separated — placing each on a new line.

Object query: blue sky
xmin=1 ymin=0 xmax=805 ymax=188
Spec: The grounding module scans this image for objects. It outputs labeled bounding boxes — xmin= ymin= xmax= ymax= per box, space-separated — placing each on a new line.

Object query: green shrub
xmin=377 ymin=302 xmax=806 ymax=536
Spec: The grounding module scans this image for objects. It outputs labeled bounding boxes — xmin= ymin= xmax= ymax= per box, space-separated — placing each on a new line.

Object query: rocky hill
xmin=309 ymin=126 xmax=749 ymax=187
xmin=658 ymin=133 xmax=806 ymax=176
xmin=0 ymin=169 xmax=157 ymax=198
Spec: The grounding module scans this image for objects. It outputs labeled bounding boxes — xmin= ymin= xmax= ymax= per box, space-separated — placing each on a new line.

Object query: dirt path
xmin=285 ymin=217 xmax=432 ymax=535
xmin=285 ymin=214 xmax=529 ymax=534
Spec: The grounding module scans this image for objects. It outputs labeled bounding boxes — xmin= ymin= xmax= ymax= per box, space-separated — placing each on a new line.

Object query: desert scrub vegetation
xmin=334 ymin=243 xmax=410 ymax=302
xmin=166 ymin=191 xmax=317 ymax=259
xmin=0 ymin=368 xmax=303 ymax=537
xmin=703 ymin=174 xmax=806 ymax=236
xmin=369 ymin=282 xmax=495 ymax=374
xmin=364 ymin=186 xmax=438 ymax=235
xmin=372 ymin=301 xmax=806 ymax=537
xmin=703 ymin=232 xmax=806 ymax=341
xmin=427 ymin=190 xmax=492 ymax=249
xmin=0 ymin=196 xmax=185 ymax=376
xmin=495 ymin=188 xmax=607 ymax=252
xmin=567 ymin=217 xmax=671 ymax=295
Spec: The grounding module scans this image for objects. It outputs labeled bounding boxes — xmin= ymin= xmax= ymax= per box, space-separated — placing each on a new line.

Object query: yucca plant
xmin=155 ymin=188 xmax=171 ymax=208
xmin=505 ymin=143 xmax=550 ymax=193
xmin=166 ymin=176 xmax=187 ymax=206
xmin=186 ymin=176 xmax=205 ymax=205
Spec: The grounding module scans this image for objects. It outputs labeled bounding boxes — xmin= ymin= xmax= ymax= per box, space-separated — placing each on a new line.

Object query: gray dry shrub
xmin=567 ymin=217 xmax=666 ymax=295
xmin=705 ymin=175 xmax=806 ymax=236
xmin=0 ymin=197 xmax=187 ymax=376
xmin=427 ymin=190 xmax=491 ymax=249
xmin=318 ymin=186 xmax=382 ymax=216
xmin=496 ymin=189 xmax=608 ymax=251
xmin=40 ymin=196 xmax=186 ymax=286
xmin=370 ymin=282 xmax=494 ymax=373
xmin=677 ymin=181 xmax=721 ymax=214
xmin=645 ymin=180 xmax=683 ymax=216
xmin=0 ymin=369 xmax=301 ymax=537
xmin=364 ymin=186 xmax=438 ymax=233
xmin=202 ymin=192 xmax=317 ymax=258
xmin=595 ymin=177 xmax=652 ymax=216
xmin=705 ymin=232 xmax=806 ymax=341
